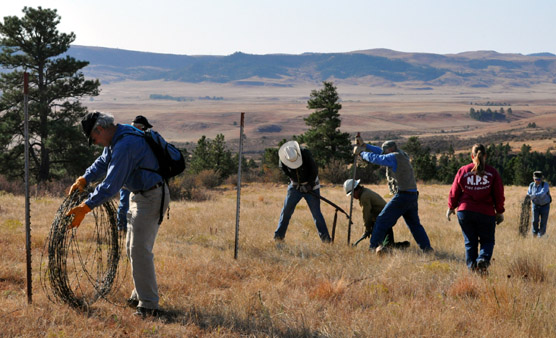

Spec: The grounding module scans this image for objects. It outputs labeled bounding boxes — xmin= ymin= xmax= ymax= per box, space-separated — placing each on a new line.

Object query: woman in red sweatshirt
xmin=446 ymin=144 xmax=505 ymax=273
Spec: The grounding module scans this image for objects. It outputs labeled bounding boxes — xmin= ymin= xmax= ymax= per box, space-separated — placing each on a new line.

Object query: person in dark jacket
xmin=527 ymin=171 xmax=551 ymax=237
xmin=447 ymin=144 xmax=505 ymax=273
xmin=354 ymin=138 xmax=433 ymax=253
xmin=274 ymin=141 xmax=331 ymax=242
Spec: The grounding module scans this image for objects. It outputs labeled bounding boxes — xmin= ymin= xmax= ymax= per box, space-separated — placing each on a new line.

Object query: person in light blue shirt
xmin=354 ymin=138 xmax=433 ymax=254
xmin=527 ymin=171 xmax=551 ymax=237
xmin=117 ymin=115 xmax=154 ymax=231
xmin=67 ymin=112 xmax=169 ymax=318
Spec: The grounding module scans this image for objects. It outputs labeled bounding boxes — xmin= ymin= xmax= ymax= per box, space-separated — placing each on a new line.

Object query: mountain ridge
xmin=67 ymin=45 xmax=556 ymax=87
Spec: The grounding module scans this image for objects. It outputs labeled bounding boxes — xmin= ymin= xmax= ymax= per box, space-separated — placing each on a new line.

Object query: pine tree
xmin=189 ymin=134 xmax=236 ymax=178
xmin=0 ymin=7 xmax=100 ymax=182
xmin=297 ymin=81 xmax=352 ymax=167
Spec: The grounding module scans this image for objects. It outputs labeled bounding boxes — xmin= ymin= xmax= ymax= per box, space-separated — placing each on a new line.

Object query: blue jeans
xmin=457 ymin=210 xmax=496 ymax=269
xmin=532 ymin=203 xmax=550 ymax=237
xmin=275 ymin=185 xmax=331 ymax=241
xmin=369 ymin=192 xmax=432 ymax=251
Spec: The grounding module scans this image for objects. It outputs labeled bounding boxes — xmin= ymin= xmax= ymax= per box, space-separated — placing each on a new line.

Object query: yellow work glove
xmin=69 ymin=176 xmax=87 ymax=195
xmin=66 ymin=202 xmax=92 ymax=229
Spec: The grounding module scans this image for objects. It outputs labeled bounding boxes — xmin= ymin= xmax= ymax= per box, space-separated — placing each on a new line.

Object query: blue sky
xmin=2 ymin=0 xmax=555 ymax=56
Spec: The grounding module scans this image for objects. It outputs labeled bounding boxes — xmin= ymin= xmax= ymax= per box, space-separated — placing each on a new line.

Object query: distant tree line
xmin=398 ymin=137 xmax=556 ymax=186
xmin=469 ymin=107 xmax=510 ymax=121
xmin=149 ymin=94 xmax=224 ymax=101
xmin=470 ymin=101 xmax=511 ymax=106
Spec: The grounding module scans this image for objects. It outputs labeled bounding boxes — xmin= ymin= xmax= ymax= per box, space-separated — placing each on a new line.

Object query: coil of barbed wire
xmin=40 ymin=186 xmax=127 ymax=309
xmin=519 ymin=195 xmax=531 ymax=237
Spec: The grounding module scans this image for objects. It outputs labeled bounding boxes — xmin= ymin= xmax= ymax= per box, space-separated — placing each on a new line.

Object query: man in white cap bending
xmin=274 ymin=141 xmax=332 ymax=242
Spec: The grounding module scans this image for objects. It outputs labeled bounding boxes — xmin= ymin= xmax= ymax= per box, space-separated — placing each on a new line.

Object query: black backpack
xmin=132 ymin=129 xmax=185 ymax=224
xmin=141 ymin=130 xmax=185 ymax=181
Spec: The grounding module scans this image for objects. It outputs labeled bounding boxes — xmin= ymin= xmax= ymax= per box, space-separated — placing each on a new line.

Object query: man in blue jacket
xmin=67 ymin=112 xmax=169 ymax=318
xmin=354 ymin=138 xmax=433 ymax=254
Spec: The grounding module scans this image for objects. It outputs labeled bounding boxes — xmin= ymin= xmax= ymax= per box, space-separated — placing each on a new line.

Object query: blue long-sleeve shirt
xmin=360 ymin=144 xmax=398 ymax=171
xmin=528 ymin=181 xmax=551 ymax=206
xmin=83 ymin=124 xmax=163 ymax=209
xmin=117 ymin=188 xmax=130 ymax=229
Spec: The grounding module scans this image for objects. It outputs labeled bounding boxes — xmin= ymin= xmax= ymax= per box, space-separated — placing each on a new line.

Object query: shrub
xmin=319 ymin=160 xmax=349 ymax=184
xmin=168 ymin=174 xmax=211 ymax=201
xmin=195 ymin=169 xmax=221 ymax=189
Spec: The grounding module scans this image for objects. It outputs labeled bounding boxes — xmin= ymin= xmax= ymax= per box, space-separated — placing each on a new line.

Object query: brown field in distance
xmin=87 ymin=80 xmax=556 ymax=154
xmin=1 ymin=184 xmax=556 ymax=336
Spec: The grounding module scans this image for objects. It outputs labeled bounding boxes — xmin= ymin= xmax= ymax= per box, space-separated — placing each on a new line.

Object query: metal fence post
xmin=234 ymin=113 xmax=245 ymax=259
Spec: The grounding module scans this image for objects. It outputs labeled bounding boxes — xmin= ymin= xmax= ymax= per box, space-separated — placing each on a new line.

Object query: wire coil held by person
xmin=519 ymin=195 xmax=532 ymax=237
xmin=40 ymin=186 xmax=124 ymax=309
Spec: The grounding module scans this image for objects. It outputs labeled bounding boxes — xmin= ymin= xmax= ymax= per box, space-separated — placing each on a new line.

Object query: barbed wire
xmin=40 ymin=186 xmax=128 ymax=309
xmin=519 ymin=195 xmax=531 ymax=237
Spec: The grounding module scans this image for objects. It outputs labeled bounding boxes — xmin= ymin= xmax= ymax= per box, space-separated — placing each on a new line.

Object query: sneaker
xmin=274 ymin=235 xmax=284 ymax=242
xmin=375 ymin=245 xmax=391 ymax=255
xmin=321 ymin=236 xmax=332 ymax=243
xmin=134 ymin=306 xmax=161 ymax=318
xmin=475 ymin=258 xmax=489 ymax=275
xmin=422 ymin=246 xmax=434 ymax=253
xmin=393 ymin=241 xmax=410 ymax=249
xmin=126 ymin=298 xmax=139 ymax=308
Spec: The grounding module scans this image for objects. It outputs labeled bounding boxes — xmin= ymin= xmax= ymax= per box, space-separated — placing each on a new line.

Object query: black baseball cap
xmin=132 ymin=115 xmax=153 ymax=129
xmin=81 ymin=112 xmax=100 ymax=145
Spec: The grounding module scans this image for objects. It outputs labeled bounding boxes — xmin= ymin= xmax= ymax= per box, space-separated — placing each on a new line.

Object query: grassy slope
xmin=1 ymin=183 xmax=555 ymax=337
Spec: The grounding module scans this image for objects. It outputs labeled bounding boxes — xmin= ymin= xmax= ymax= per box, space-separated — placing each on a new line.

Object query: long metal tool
xmin=24 ymin=72 xmax=32 ymax=304
xmin=307 ymin=190 xmax=351 ymax=242
xmin=352 ymin=233 xmax=369 ymax=247
xmin=347 ymin=132 xmax=360 ymax=245
xmin=308 ymin=190 xmax=349 ymax=217
xmin=234 ymin=112 xmax=245 ymax=259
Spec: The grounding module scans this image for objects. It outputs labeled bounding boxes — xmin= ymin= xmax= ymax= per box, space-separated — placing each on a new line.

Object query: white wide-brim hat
xmin=279 ymin=141 xmax=303 ymax=169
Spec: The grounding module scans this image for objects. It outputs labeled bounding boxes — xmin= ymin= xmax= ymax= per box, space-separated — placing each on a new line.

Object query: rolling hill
xmin=67 ymin=46 xmax=556 ymax=88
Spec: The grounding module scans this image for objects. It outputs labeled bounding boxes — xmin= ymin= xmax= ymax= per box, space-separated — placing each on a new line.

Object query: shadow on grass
xmin=158 ymin=306 xmax=324 ymax=338
xmin=430 ymin=249 xmax=466 ymax=263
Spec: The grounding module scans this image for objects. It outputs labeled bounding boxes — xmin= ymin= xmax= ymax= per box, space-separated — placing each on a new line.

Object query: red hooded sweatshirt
xmin=448 ymin=163 xmax=505 ymax=216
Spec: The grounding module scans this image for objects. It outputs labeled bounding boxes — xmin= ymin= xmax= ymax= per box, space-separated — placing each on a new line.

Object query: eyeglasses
xmin=534 ymin=178 xmax=541 ymax=181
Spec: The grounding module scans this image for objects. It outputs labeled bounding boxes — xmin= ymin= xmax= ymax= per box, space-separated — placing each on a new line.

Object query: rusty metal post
xmin=331 ymin=209 xmax=338 ymax=242
xmin=347 ymin=132 xmax=360 ymax=245
xmin=24 ymin=72 xmax=32 ymax=304
xmin=234 ymin=112 xmax=245 ymax=259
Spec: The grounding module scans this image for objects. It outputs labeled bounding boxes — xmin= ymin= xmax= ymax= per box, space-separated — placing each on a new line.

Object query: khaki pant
xmin=126 ymin=183 xmax=170 ymax=309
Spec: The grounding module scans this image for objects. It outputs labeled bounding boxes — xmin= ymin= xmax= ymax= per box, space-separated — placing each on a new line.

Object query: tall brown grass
xmin=1 ymin=184 xmax=555 ymax=337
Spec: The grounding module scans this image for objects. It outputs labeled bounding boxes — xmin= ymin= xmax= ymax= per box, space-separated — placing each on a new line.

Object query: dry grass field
xmin=1 ymin=183 xmax=556 ymax=337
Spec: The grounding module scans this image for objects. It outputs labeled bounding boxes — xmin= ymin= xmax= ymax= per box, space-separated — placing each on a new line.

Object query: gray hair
xmin=382 ymin=140 xmax=398 ymax=152
xmin=93 ymin=112 xmax=115 ymax=129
